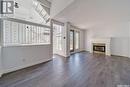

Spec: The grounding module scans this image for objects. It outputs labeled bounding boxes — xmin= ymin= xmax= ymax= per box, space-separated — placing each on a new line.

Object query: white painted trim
xmin=3 ymin=44 xmax=51 ymax=47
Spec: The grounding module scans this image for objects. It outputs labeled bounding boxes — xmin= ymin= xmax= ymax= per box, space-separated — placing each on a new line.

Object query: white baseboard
xmin=111 ymin=54 xmax=130 ymax=58
xmin=3 ymin=58 xmax=52 ymax=75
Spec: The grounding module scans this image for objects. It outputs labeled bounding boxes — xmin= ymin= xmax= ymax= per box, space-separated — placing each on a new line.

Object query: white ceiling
xmin=54 ymin=0 xmax=130 ymax=29
xmin=47 ymin=0 xmax=53 ymax=3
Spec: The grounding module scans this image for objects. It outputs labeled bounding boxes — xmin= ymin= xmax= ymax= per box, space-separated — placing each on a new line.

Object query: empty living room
xmin=0 ymin=0 xmax=130 ymax=87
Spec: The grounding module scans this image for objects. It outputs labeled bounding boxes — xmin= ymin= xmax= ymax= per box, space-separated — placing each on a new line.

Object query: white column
xmin=106 ymin=43 xmax=111 ymax=56
xmin=0 ymin=19 xmax=3 ymax=77
xmin=65 ymin=22 xmax=71 ymax=57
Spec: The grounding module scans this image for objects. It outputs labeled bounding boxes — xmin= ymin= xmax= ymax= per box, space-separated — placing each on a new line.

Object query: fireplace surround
xmin=90 ymin=38 xmax=111 ymax=56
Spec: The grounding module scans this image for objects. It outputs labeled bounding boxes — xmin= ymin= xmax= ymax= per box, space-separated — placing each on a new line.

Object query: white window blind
xmin=3 ymin=20 xmax=51 ymax=46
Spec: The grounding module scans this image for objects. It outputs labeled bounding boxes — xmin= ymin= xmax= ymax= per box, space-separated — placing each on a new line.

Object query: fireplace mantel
xmin=90 ymin=37 xmax=111 ymax=56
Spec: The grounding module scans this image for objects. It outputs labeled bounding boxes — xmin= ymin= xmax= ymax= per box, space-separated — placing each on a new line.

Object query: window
xmin=3 ymin=20 xmax=51 ymax=46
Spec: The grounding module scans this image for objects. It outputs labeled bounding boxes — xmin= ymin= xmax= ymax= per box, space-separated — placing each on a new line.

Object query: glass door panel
xmin=53 ymin=24 xmax=65 ymax=55
xmin=75 ymin=31 xmax=80 ymax=50
xmin=70 ymin=30 xmax=74 ymax=52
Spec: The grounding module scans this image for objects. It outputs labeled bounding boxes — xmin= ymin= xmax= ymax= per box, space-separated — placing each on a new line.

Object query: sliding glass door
xmin=75 ymin=31 xmax=80 ymax=50
xmin=70 ymin=30 xmax=80 ymax=52
xmin=53 ymin=24 xmax=64 ymax=55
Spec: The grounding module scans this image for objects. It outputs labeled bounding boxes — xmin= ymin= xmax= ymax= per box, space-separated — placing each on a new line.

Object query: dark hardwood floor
xmin=0 ymin=52 xmax=130 ymax=87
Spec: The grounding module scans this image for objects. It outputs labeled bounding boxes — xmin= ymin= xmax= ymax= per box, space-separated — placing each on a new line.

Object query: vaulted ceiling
xmin=51 ymin=0 xmax=130 ymax=29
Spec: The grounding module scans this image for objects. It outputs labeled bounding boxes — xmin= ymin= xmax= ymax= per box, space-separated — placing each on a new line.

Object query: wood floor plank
xmin=0 ymin=52 xmax=130 ymax=87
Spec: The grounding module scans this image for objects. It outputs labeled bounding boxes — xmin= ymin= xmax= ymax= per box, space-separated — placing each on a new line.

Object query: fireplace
xmin=93 ymin=43 xmax=106 ymax=54
xmin=90 ymin=38 xmax=111 ymax=56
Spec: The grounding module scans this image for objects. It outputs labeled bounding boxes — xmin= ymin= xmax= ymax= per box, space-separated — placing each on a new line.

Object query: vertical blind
xmin=3 ymin=20 xmax=51 ymax=46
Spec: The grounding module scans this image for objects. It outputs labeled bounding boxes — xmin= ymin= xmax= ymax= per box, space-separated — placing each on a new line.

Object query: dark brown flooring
xmin=0 ymin=52 xmax=130 ymax=87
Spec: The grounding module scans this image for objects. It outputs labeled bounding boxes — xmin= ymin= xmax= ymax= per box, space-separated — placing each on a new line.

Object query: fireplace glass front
xmin=93 ymin=43 xmax=105 ymax=54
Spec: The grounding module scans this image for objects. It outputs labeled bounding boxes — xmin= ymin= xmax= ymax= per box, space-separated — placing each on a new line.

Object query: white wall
xmin=1 ymin=45 xmax=52 ymax=74
xmin=86 ymin=22 xmax=130 ymax=57
xmin=80 ymin=30 xmax=86 ymax=51
xmin=111 ymin=38 xmax=130 ymax=57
